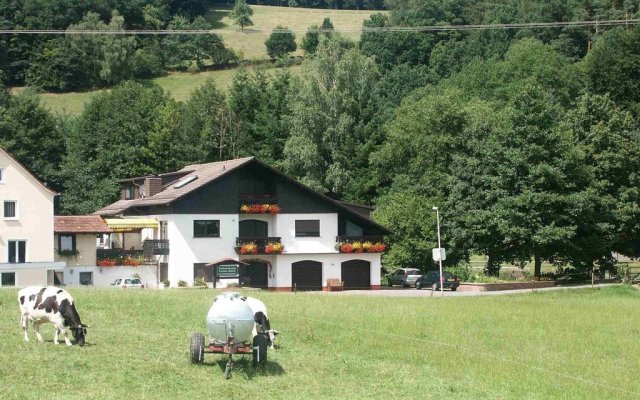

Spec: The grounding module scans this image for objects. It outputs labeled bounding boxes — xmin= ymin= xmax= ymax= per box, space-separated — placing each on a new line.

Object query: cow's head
xmin=72 ymin=324 xmax=89 ymax=346
xmin=265 ymin=329 xmax=279 ymax=349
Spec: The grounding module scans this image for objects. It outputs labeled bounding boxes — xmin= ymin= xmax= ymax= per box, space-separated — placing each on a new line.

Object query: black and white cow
xmin=18 ymin=286 xmax=88 ymax=347
xmin=241 ymin=296 xmax=278 ymax=349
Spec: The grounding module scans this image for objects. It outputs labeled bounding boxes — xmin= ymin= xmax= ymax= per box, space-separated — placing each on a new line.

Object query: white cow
xmin=18 ymin=286 xmax=88 ymax=346
xmin=241 ymin=296 xmax=278 ymax=349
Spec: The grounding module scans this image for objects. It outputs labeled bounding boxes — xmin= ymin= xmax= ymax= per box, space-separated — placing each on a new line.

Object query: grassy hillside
xmin=2 ymin=286 xmax=639 ymax=399
xmin=208 ymin=5 xmax=383 ymax=60
xmin=15 ymin=65 xmax=300 ymax=115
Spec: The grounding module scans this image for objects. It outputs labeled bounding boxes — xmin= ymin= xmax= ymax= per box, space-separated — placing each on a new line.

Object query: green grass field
xmin=1 ymin=286 xmax=639 ymax=399
xmin=207 ymin=5 xmax=382 ymax=60
xmin=14 ymin=65 xmax=300 ymax=115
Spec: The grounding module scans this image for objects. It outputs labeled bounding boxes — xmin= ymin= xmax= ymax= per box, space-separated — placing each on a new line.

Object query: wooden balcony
xmin=235 ymin=237 xmax=283 ymax=255
xmin=239 ymin=194 xmax=278 ymax=205
xmin=143 ymin=239 xmax=170 ymax=256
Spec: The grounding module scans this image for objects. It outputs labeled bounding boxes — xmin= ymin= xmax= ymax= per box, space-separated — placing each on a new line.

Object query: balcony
xmin=335 ymin=235 xmax=386 ymax=253
xmin=143 ymin=239 xmax=170 ymax=256
xmin=235 ymin=237 xmax=284 ymax=255
xmin=239 ymin=195 xmax=280 ymax=214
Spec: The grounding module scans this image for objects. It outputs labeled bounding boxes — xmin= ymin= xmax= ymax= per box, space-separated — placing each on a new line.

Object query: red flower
xmin=340 ymin=243 xmax=353 ymax=253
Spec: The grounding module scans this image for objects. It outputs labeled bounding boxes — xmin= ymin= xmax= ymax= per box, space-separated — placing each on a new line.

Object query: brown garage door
xmin=292 ymin=260 xmax=322 ymax=291
xmin=341 ymin=260 xmax=371 ymax=290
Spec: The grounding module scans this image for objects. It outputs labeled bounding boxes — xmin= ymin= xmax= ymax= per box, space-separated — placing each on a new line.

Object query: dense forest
xmin=1 ymin=0 xmax=639 ymax=277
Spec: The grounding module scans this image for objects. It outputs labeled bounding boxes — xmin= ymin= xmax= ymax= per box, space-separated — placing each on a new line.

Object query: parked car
xmin=387 ymin=268 xmax=423 ymax=287
xmin=111 ymin=277 xmax=145 ymax=288
xmin=415 ymin=271 xmax=460 ymax=291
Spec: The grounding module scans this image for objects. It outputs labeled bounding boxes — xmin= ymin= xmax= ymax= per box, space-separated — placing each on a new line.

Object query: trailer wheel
xmin=252 ymin=334 xmax=269 ymax=366
xmin=190 ymin=332 xmax=205 ymax=364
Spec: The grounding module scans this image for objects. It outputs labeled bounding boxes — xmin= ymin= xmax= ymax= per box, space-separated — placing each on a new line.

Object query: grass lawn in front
xmin=1 ymin=286 xmax=639 ymax=399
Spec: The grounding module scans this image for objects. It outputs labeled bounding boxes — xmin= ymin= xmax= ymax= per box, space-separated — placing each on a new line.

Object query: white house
xmin=94 ymin=157 xmax=390 ymax=291
xmin=0 ymin=147 xmax=64 ymax=287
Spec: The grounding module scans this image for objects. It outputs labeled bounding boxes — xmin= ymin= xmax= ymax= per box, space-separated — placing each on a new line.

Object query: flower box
xmin=337 ymin=241 xmax=386 ymax=253
xmin=240 ymin=204 xmax=281 ymax=214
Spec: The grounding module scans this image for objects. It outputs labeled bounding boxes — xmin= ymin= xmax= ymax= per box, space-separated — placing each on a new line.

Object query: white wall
xmin=154 ymin=214 xmax=239 ymax=286
xmin=54 ymin=233 xmax=99 ymax=266
xmin=63 ymin=265 xmax=158 ymax=288
xmin=0 ymin=151 xmax=56 ymax=263
xmin=0 ymin=262 xmax=66 ymax=287
xmin=272 ymin=253 xmax=382 ymax=288
xmin=276 ymin=213 xmax=338 ymax=254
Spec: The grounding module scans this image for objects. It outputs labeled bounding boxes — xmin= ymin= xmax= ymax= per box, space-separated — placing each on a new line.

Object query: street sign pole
xmin=433 ymin=206 xmax=444 ymax=296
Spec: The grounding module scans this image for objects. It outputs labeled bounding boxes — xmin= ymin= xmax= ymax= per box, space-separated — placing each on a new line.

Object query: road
xmin=321 ymin=283 xmax=621 ymax=297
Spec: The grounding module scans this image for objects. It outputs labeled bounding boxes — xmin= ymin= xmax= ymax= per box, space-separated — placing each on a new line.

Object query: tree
xmin=60 ymin=82 xmax=171 ymax=214
xmin=265 ymin=26 xmax=297 ymax=59
xmin=583 ymin=27 xmax=640 ymax=114
xmin=284 ymin=36 xmax=380 ymax=201
xmin=0 ymin=92 xmax=65 ymax=194
xmin=229 ymin=0 xmax=253 ymax=30
xmin=301 ymin=25 xmax=320 ymax=55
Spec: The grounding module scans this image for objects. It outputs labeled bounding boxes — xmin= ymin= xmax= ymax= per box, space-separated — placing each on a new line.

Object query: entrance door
xmin=240 ymin=261 xmax=268 ymax=289
xmin=292 ymin=260 xmax=322 ymax=291
xmin=341 ymin=260 xmax=371 ymax=290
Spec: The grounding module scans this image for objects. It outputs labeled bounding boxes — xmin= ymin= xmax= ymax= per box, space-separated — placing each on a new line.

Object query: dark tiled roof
xmin=55 ymin=216 xmax=112 ymax=233
xmin=94 ymin=157 xmax=254 ymax=216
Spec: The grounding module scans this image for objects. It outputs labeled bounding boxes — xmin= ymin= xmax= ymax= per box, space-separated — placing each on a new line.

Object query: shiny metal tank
xmin=206 ymin=292 xmax=255 ymax=344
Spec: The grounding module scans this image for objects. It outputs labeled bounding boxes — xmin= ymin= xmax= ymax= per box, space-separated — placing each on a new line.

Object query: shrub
xmin=446 ymin=262 xmax=471 ymax=282
xmin=194 ymin=277 xmax=208 ymax=287
xmin=177 ymin=280 xmax=188 ymax=287
xmin=163 ymin=280 xmax=170 ymax=288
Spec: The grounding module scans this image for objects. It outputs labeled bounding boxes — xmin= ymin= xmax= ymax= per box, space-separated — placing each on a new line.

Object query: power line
xmin=0 ymin=18 xmax=638 ymax=35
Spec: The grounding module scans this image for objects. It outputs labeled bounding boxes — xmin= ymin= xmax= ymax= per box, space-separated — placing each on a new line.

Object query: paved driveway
xmin=321 ymin=283 xmax=620 ymax=297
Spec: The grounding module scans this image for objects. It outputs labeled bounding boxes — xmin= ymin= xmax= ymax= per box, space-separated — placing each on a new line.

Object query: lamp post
xmin=432 ymin=206 xmax=444 ymax=296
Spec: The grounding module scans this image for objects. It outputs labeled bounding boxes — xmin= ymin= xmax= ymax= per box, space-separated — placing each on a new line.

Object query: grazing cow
xmin=18 ymin=286 xmax=88 ymax=346
xmin=241 ymin=296 xmax=278 ymax=349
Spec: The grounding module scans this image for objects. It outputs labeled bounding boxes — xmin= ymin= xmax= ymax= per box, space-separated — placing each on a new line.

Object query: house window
xmin=1 ymin=272 xmax=16 ymax=286
xmin=59 ymin=234 xmax=76 ymax=252
xmin=8 ymin=240 xmax=26 ymax=263
xmin=194 ymin=220 xmax=220 ymax=238
xmin=0 ymin=168 xmax=4 ymax=183
xmin=79 ymin=272 xmax=93 ymax=285
xmin=124 ymin=185 xmax=134 ymax=200
xmin=295 ymin=220 xmax=320 ymax=237
xmin=4 ymin=200 xmax=17 ymax=219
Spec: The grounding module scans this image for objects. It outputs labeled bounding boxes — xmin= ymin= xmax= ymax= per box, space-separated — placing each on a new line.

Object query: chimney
xmin=144 ymin=177 xmax=163 ymax=197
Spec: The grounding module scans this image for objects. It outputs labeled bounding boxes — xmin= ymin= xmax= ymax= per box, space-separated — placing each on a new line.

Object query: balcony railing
xmin=235 ymin=237 xmax=284 ymax=255
xmin=239 ymin=194 xmax=278 ymax=205
xmin=96 ymin=248 xmax=143 ymax=261
xmin=143 ymin=239 xmax=170 ymax=256
xmin=335 ymin=235 xmax=386 ymax=253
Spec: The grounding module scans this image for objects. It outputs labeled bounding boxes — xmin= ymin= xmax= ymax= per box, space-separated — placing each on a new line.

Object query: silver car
xmin=111 ymin=277 xmax=145 ymax=288
xmin=387 ymin=268 xmax=422 ymax=287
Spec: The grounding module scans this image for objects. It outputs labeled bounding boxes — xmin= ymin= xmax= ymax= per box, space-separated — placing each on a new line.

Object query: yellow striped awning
xmin=104 ymin=218 xmax=158 ymax=232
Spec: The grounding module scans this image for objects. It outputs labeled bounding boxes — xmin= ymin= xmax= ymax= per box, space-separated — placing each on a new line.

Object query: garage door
xmin=341 ymin=260 xmax=371 ymax=290
xmin=292 ymin=260 xmax=322 ymax=291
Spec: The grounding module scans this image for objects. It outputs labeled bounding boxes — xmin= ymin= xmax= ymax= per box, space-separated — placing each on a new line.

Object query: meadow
xmin=1 ymin=286 xmax=639 ymax=399
xmin=206 ymin=5 xmax=381 ymax=60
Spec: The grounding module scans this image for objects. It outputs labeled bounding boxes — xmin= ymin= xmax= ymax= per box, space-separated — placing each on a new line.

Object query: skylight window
xmin=173 ymin=175 xmax=198 ymax=189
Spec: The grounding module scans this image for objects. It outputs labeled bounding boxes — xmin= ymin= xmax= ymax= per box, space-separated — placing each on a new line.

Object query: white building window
xmin=8 ymin=240 xmax=26 ymax=263
xmin=3 ymin=200 xmax=17 ymax=219
xmin=0 ymin=168 xmax=4 ymax=183
xmin=1 ymin=272 xmax=16 ymax=286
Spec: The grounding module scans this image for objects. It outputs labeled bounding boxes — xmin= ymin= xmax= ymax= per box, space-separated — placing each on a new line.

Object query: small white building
xmin=0 ymin=147 xmax=64 ymax=287
xmin=95 ymin=157 xmax=390 ymax=291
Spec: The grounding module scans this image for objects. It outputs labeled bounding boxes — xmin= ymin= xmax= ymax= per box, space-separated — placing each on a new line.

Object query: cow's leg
xmin=21 ymin=314 xmax=29 ymax=342
xmin=54 ymin=326 xmax=60 ymax=345
xmin=33 ymin=321 xmax=44 ymax=343
xmin=60 ymin=325 xmax=72 ymax=346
